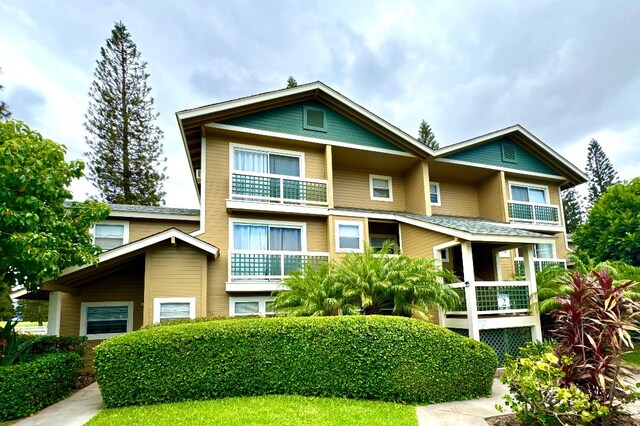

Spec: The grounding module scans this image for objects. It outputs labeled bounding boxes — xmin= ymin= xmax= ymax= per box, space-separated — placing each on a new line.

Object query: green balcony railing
xmin=231 ymin=172 xmax=328 ymax=206
xmin=447 ymin=281 xmax=531 ymax=315
xmin=508 ymin=201 xmax=560 ymax=224
xmin=230 ymin=251 xmax=329 ymax=281
xmin=514 ymin=259 xmax=567 ymax=277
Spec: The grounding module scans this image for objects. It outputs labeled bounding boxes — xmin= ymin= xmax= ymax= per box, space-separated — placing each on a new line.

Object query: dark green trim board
xmin=444 ymin=138 xmax=559 ymax=175
xmin=221 ymin=100 xmax=404 ymax=152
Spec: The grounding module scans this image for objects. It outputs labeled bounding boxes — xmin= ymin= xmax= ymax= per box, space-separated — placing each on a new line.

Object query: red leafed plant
xmin=552 ymin=269 xmax=640 ymax=423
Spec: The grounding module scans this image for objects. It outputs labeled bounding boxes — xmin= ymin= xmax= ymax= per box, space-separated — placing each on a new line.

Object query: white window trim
xmin=92 ymin=220 xmax=130 ymax=248
xmin=229 ymin=142 xmax=306 ymax=178
xmin=440 ymin=248 xmax=450 ymax=262
xmin=499 ymin=250 xmax=511 ymax=258
xmin=228 ymin=218 xmax=308 ymax=252
xmin=229 ymin=296 xmax=275 ymax=317
xmin=369 ymin=174 xmax=393 ymax=202
xmin=335 ymin=220 xmax=364 ymax=253
xmin=508 ymin=181 xmax=550 ymax=204
xmin=429 ymin=182 xmax=441 ymax=206
xmin=80 ymin=301 xmax=134 ymax=340
xmin=153 ymin=297 xmax=196 ymax=323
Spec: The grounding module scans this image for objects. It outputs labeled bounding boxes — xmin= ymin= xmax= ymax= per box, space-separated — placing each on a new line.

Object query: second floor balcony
xmin=231 ymin=172 xmax=328 ymax=207
xmin=229 ymin=250 xmax=330 ymax=282
xmin=507 ymin=201 xmax=560 ymax=225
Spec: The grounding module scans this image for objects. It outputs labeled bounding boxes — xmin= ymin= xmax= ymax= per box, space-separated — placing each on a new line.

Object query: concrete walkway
xmin=416 ymin=379 xmax=511 ymax=426
xmin=13 ymin=383 xmax=103 ymax=426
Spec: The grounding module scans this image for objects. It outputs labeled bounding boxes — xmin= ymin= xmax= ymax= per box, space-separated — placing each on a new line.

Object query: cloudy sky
xmin=1 ymin=1 xmax=638 ymax=208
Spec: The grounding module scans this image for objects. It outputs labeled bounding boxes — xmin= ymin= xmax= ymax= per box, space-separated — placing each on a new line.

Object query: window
xmin=336 ymin=221 xmax=363 ymax=252
xmin=233 ymin=223 xmax=303 ymax=252
xmin=510 ymin=184 xmax=548 ymax=204
xmin=93 ymin=222 xmax=128 ymax=251
xmin=499 ymin=250 xmax=511 ymax=258
xmin=80 ymin=301 xmax=133 ymax=340
xmin=230 ymin=297 xmax=275 ymax=317
xmin=233 ymin=147 xmax=302 ymax=177
xmin=534 ymin=243 xmax=554 ymax=259
xmin=429 ymin=182 xmax=441 ymax=206
xmin=369 ymin=175 xmax=393 ymax=201
xmin=153 ymin=297 xmax=196 ymax=323
xmin=440 ymin=248 xmax=450 ymax=262
xmin=303 ymin=106 xmax=327 ymax=132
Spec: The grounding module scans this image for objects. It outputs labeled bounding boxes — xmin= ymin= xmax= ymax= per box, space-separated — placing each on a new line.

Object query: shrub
xmin=95 ymin=316 xmax=497 ymax=407
xmin=19 ymin=334 xmax=87 ymax=358
xmin=0 ymin=352 xmax=83 ymax=421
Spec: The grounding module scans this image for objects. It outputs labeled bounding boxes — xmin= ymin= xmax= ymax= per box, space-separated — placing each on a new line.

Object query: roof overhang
xmin=434 ymin=125 xmax=588 ymax=189
xmin=176 ymin=81 xmax=432 ymax=196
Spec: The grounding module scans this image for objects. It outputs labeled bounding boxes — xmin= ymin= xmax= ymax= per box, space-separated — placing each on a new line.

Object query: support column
xmin=461 ymin=241 xmax=479 ymax=340
xmin=522 ymin=244 xmax=543 ymax=341
xmin=492 ymin=248 xmax=503 ymax=281
xmin=47 ymin=291 xmax=62 ymax=336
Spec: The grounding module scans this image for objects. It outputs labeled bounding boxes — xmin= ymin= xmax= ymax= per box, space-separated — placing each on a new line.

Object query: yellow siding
xmin=400 ymin=223 xmax=454 ymax=258
xmin=431 ymin=180 xmax=479 ymax=217
xmin=477 ymin=173 xmax=506 ymax=222
xmin=500 ymin=256 xmax=516 ymax=281
xmin=58 ymin=293 xmax=81 ymax=337
xmin=555 ymin=232 xmax=569 ymax=259
xmin=333 ymin=169 xmax=406 ymax=212
xmin=144 ymin=244 xmax=207 ymax=325
xmin=404 ymin=161 xmax=427 ymax=215
xmin=128 ymin=219 xmax=199 ymax=242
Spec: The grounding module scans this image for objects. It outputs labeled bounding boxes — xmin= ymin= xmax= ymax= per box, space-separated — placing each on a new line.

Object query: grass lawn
xmin=87 ymin=395 xmax=418 ymax=426
xmin=622 ymin=346 xmax=640 ymax=367
xmin=15 ymin=321 xmax=46 ymax=327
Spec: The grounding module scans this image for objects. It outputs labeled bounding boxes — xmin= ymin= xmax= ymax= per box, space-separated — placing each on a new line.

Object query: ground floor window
xmin=153 ymin=297 xmax=196 ymax=323
xmin=80 ymin=301 xmax=134 ymax=340
xmin=229 ymin=296 xmax=275 ymax=317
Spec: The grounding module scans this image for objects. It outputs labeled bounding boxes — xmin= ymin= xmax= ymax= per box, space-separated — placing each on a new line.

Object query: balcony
xmin=448 ymin=281 xmax=531 ymax=316
xmin=514 ymin=258 xmax=567 ymax=276
xmin=507 ymin=201 xmax=560 ymax=225
xmin=227 ymin=251 xmax=329 ymax=291
xmin=231 ymin=172 xmax=328 ymax=206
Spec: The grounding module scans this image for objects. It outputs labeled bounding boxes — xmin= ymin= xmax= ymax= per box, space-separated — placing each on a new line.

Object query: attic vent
xmin=303 ymin=106 xmax=327 ymax=132
xmin=501 ymin=142 xmax=518 ymax=164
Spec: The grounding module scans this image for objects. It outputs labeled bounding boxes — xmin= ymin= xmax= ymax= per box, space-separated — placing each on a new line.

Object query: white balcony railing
xmin=229 ymin=250 xmax=329 ymax=282
xmin=507 ymin=201 xmax=560 ymax=225
xmin=231 ymin=172 xmax=328 ymax=206
xmin=447 ymin=281 xmax=531 ymax=316
xmin=514 ymin=258 xmax=567 ymax=276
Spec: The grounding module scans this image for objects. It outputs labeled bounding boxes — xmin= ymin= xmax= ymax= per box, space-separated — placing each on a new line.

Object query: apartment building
xmin=24 ymin=82 xmax=586 ymax=364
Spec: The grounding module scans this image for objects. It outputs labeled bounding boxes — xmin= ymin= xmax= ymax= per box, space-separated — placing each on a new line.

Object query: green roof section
xmin=220 ymin=100 xmax=404 ymax=152
xmin=443 ymin=138 xmax=560 ymax=175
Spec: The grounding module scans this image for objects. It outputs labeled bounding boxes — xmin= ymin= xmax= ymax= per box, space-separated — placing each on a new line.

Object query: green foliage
xmin=417 ymin=119 xmax=439 ymax=149
xmin=94 ymin=316 xmax=497 ymax=407
xmin=0 ymin=120 xmax=110 ymax=291
xmin=585 ymin=138 xmax=619 ymax=206
xmin=574 ymin=178 xmax=640 ymax=265
xmin=273 ymin=243 xmax=458 ymax=319
xmin=286 ymin=76 xmax=298 ymax=88
xmin=15 ymin=299 xmax=48 ymax=325
xmin=0 ymin=283 xmax=14 ymax=320
xmin=85 ymin=21 xmax=166 ymax=205
xmin=560 ymin=187 xmax=583 ymax=234
xmin=500 ymin=343 xmax=609 ymax=426
xmin=0 ymin=352 xmax=83 ymax=421
xmin=18 ymin=334 xmax=87 ymax=359
xmin=0 ymin=319 xmax=43 ymax=366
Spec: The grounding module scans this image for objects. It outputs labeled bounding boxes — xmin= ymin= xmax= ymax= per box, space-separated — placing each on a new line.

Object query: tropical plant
xmin=553 ymin=270 xmax=640 ymax=423
xmin=0 ymin=320 xmax=42 ymax=366
xmin=270 ymin=261 xmax=359 ymax=316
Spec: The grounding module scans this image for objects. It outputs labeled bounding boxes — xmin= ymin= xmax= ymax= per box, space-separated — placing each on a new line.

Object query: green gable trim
xmin=444 ymin=138 xmax=559 ymax=175
xmin=220 ymin=100 xmax=404 ymax=152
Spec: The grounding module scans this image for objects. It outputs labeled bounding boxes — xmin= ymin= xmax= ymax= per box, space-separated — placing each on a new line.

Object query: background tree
xmin=574 ymin=178 xmax=640 ymax=266
xmin=585 ymin=138 xmax=618 ymax=205
xmin=85 ymin=22 xmax=166 ymax=206
xmin=286 ymin=76 xmax=298 ymax=88
xmin=1 ymin=121 xmax=110 ymax=292
xmin=0 ymin=67 xmax=11 ymax=120
xmin=0 ymin=283 xmax=14 ymax=320
xmin=15 ymin=300 xmax=48 ymax=326
xmin=561 ymin=187 xmax=584 ymax=234
xmin=417 ymin=119 xmax=439 ymax=149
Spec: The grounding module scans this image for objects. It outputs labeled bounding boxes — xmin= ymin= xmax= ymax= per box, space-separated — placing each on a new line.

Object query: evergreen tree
xmin=85 ymin=22 xmax=166 ymax=205
xmin=561 ymin=187 xmax=584 ymax=234
xmin=286 ymin=76 xmax=298 ymax=88
xmin=0 ymin=68 xmax=11 ymax=120
xmin=417 ymin=119 xmax=439 ymax=149
xmin=585 ymin=138 xmax=618 ymax=205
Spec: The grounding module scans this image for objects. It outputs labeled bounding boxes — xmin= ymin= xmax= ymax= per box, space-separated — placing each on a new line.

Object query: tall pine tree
xmin=0 ymin=67 xmax=11 ymax=120
xmin=585 ymin=138 xmax=618 ymax=205
xmin=417 ymin=119 xmax=439 ymax=149
xmin=561 ymin=187 xmax=583 ymax=234
xmin=85 ymin=22 xmax=166 ymax=205
xmin=286 ymin=76 xmax=298 ymax=88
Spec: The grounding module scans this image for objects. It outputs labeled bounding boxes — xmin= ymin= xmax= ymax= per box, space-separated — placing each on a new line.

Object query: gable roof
xmin=434 ymin=125 xmax=587 ymax=188
xmin=176 ymin=81 xmax=433 ymax=196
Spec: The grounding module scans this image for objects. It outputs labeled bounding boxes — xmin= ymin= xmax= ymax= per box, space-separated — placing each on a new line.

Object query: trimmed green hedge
xmin=17 ymin=334 xmax=87 ymax=358
xmin=95 ymin=316 xmax=497 ymax=407
xmin=0 ymin=352 xmax=83 ymax=421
